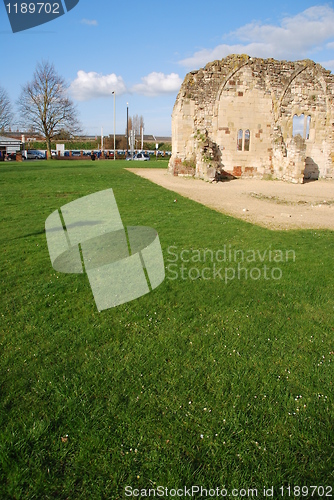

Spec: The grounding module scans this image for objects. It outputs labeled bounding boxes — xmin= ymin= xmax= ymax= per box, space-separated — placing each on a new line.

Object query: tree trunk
xmin=46 ymin=136 xmax=52 ymax=160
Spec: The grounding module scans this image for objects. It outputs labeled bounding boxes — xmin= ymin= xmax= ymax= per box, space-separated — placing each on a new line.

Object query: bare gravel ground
xmin=127 ymin=168 xmax=334 ymax=231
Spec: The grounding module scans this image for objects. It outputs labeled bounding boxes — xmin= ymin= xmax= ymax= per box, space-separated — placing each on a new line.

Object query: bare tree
xmin=0 ymin=86 xmax=13 ymax=132
xmin=127 ymin=115 xmax=144 ymax=137
xmin=17 ymin=61 xmax=81 ymax=158
xmin=132 ymin=114 xmax=140 ymax=136
xmin=127 ymin=116 xmax=133 ymax=134
xmin=139 ymin=115 xmax=144 ymax=135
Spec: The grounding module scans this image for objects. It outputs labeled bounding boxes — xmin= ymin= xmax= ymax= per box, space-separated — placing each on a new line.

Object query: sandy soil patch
xmin=126 ymin=168 xmax=334 ymax=231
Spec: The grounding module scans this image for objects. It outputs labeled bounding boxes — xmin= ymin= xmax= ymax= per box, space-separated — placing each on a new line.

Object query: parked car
xmin=133 ymin=153 xmax=150 ymax=161
xmin=34 ymin=151 xmax=46 ymax=159
xmin=24 ymin=150 xmax=45 ymax=160
xmin=6 ymin=152 xmax=16 ymax=161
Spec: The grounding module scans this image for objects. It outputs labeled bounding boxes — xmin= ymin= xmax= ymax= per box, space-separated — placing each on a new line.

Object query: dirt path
xmin=126 ymin=168 xmax=334 ymax=231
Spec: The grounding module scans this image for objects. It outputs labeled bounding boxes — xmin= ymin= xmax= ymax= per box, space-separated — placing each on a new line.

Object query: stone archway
xmin=214 ymin=61 xmax=273 ymax=177
xmin=278 ymin=66 xmax=332 ymax=180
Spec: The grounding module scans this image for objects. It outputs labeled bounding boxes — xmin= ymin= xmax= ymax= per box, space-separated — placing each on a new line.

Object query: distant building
xmin=143 ymin=135 xmax=171 ymax=144
xmin=0 ymin=135 xmax=21 ymax=159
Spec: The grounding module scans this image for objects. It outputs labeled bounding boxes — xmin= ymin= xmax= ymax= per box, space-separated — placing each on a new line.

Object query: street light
xmin=112 ymin=91 xmax=116 ymax=161
xmin=126 ymin=102 xmax=129 ymax=155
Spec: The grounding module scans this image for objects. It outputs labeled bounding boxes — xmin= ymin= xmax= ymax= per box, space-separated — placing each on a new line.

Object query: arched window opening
xmin=237 ymin=129 xmax=243 ymax=151
xmin=244 ymin=129 xmax=250 ymax=151
xmin=293 ymin=114 xmax=304 ymax=137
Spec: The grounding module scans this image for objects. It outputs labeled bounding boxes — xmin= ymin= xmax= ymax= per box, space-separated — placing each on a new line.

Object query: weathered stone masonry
xmin=168 ymin=55 xmax=334 ymax=183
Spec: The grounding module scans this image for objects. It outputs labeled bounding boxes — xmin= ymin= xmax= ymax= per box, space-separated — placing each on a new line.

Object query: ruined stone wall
xmin=169 ymin=55 xmax=334 ymax=183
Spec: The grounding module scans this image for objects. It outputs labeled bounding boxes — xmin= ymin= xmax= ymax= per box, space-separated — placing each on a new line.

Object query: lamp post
xmin=126 ymin=102 xmax=129 ymax=155
xmin=112 ymin=91 xmax=116 ymax=161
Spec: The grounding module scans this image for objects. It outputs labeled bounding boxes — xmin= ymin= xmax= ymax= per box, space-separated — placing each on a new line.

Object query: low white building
xmin=0 ymin=135 xmax=21 ymax=160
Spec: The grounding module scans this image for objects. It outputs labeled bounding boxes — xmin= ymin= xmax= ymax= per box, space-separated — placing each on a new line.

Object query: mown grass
xmin=0 ymin=158 xmax=333 ymax=499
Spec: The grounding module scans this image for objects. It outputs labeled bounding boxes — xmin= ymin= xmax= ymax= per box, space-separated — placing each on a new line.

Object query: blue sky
xmin=1 ymin=0 xmax=334 ymax=137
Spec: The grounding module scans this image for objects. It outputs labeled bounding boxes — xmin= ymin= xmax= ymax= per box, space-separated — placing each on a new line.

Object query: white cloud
xmin=80 ymin=19 xmax=98 ymax=26
xmin=180 ymin=44 xmax=267 ymax=69
xmin=179 ymin=6 xmax=334 ymax=68
xmin=320 ymin=60 xmax=334 ymax=73
xmin=70 ymin=71 xmax=182 ymax=100
xmin=131 ymin=72 xmax=183 ymax=96
xmin=70 ymin=71 xmax=127 ymax=101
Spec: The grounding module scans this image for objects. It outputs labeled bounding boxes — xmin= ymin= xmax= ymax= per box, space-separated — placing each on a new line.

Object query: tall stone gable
xmin=168 ymin=55 xmax=334 ymax=183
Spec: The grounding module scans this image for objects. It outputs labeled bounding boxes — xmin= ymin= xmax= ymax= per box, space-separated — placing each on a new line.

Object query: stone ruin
xmin=168 ymin=55 xmax=334 ymax=183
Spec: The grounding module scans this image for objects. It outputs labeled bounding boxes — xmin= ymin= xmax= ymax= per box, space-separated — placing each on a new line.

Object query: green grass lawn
xmin=0 ymin=159 xmax=333 ymax=499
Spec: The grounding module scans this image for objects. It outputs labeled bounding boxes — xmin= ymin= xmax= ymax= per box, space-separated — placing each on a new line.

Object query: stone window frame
xmin=237 ymin=129 xmax=250 ymax=151
xmin=292 ymin=113 xmax=311 ymax=140
xmin=237 ymin=129 xmax=243 ymax=151
xmin=244 ymin=129 xmax=250 ymax=151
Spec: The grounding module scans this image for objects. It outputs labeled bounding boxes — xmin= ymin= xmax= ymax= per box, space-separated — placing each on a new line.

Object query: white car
xmin=133 ymin=153 xmax=150 ymax=161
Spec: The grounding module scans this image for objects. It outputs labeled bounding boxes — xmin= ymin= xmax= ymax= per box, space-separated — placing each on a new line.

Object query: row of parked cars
xmin=4 ymin=150 xmax=45 ymax=160
xmin=63 ymin=150 xmax=151 ymax=160
xmin=5 ymin=149 xmax=171 ymax=161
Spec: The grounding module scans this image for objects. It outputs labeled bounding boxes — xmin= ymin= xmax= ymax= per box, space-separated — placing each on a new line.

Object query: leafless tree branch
xmin=17 ymin=61 xmax=81 ymax=158
xmin=0 ymin=86 xmax=13 ymax=132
